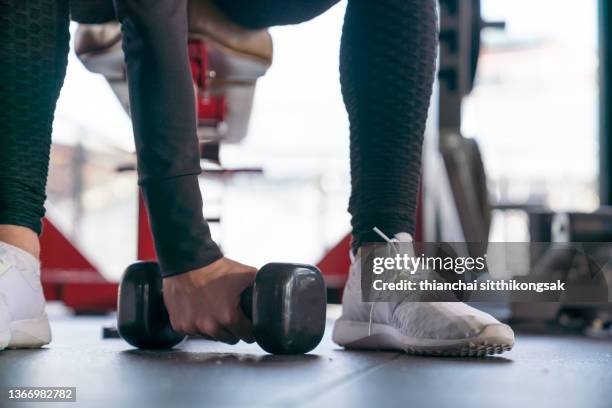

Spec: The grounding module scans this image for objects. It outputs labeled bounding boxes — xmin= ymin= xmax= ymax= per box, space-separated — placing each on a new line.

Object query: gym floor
xmin=1 ymin=306 xmax=611 ymax=408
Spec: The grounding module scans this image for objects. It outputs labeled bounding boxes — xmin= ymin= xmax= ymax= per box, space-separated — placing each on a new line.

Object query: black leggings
xmin=0 ymin=0 xmax=438 ymax=276
xmin=0 ymin=0 xmax=69 ymax=233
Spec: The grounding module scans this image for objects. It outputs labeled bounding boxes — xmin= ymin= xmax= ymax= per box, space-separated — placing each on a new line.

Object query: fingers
xmin=227 ymin=308 xmax=255 ymax=344
xmin=170 ymin=320 xmax=198 ymax=337
xmin=196 ymin=319 xmax=239 ymax=345
xmin=213 ymin=328 xmax=239 ymax=345
xmin=164 ymin=257 xmax=259 ymax=347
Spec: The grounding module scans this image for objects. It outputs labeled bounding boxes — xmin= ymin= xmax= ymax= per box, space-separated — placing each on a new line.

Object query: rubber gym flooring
xmin=1 ymin=306 xmax=612 ymax=408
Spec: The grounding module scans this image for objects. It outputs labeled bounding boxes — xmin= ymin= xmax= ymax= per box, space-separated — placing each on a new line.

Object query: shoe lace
xmin=0 ymin=259 xmax=12 ymax=277
xmin=366 ymin=227 xmax=405 ymax=335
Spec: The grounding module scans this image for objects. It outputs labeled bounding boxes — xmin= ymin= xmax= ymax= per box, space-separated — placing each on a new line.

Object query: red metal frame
xmin=137 ymin=193 xmax=157 ymax=261
xmin=189 ymin=40 xmax=227 ymax=124
xmin=39 ymin=192 xmax=156 ymax=313
xmin=40 ymin=218 xmax=118 ymax=313
xmin=316 ymin=234 xmax=351 ymax=289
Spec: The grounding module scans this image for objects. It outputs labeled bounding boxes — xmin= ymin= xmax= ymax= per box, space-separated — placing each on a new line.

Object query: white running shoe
xmin=332 ymin=232 xmax=514 ymax=357
xmin=0 ymin=242 xmax=51 ymax=350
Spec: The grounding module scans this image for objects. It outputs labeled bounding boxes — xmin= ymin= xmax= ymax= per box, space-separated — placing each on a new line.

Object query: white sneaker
xmin=332 ymin=232 xmax=514 ymax=357
xmin=0 ymin=242 xmax=51 ymax=350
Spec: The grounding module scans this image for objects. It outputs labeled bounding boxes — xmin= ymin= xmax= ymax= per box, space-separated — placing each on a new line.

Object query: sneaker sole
xmin=5 ymin=314 xmax=51 ymax=350
xmin=333 ymin=320 xmax=514 ymax=358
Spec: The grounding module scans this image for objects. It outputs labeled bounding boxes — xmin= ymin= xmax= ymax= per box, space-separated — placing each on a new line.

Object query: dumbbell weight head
xmin=117 ymin=261 xmax=185 ymax=349
xmin=243 ymin=263 xmax=326 ymax=354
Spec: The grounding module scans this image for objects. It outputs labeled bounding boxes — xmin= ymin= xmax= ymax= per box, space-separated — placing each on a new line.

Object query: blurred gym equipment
xmin=506 ymin=0 xmax=612 ymax=332
xmin=423 ymin=0 xmax=612 ymax=333
xmin=521 ymin=210 xmax=612 ymax=335
xmin=39 ymin=217 xmax=118 ymax=313
xmin=423 ymin=0 xmax=505 ymax=252
xmin=74 ymin=0 xmax=273 ymax=149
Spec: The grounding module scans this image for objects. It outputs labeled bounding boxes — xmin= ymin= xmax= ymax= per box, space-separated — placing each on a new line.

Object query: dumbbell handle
xmin=239 ymin=286 xmax=254 ymax=321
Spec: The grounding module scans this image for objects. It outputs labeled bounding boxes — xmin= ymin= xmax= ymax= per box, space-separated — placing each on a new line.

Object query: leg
xmin=333 ymin=0 xmax=515 ymax=357
xmin=0 ymin=0 xmax=70 ymax=258
xmin=343 ymin=0 xmax=438 ymax=250
xmin=0 ymin=0 xmax=69 ymax=350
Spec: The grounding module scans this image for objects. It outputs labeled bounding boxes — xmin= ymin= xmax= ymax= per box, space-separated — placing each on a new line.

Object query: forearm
xmin=114 ymin=0 xmax=222 ymax=276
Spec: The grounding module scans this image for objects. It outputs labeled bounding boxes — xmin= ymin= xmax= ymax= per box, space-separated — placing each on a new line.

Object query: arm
xmin=113 ymin=0 xmax=254 ymax=344
xmin=113 ymin=0 xmax=221 ymax=277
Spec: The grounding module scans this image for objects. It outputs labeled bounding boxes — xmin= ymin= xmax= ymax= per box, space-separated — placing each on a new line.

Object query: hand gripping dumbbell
xmin=117 ymin=261 xmax=326 ymax=354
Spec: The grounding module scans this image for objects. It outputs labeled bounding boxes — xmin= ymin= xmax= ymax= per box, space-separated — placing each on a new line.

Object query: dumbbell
xmin=117 ymin=261 xmax=326 ymax=354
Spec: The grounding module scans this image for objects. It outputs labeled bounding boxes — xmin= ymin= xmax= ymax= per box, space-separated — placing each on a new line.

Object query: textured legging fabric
xmin=0 ymin=0 xmax=69 ymax=234
xmin=0 ymin=0 xmax=438 ymax=276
